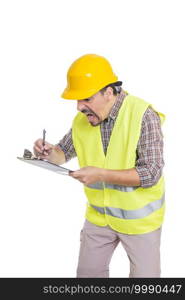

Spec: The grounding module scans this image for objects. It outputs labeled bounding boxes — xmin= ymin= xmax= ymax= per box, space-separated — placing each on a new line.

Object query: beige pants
xmin=77 ymin=219 xmax=162 ymax=278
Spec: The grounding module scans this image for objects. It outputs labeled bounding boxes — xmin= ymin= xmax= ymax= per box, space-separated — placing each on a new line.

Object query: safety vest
xmin=72 ymin=94 xmax=165 ymax=234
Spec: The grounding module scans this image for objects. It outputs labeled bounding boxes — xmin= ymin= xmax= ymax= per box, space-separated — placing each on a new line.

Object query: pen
xmin=42 ymin=129 xmax=46 ymax=153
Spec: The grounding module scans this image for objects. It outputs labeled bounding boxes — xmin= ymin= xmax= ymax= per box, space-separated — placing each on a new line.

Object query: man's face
xmin=77 ymin=91 xmax=109 ymax=126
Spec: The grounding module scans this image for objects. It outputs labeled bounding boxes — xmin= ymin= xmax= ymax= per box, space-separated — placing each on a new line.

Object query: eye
xmin=84 ymin=98 xmax=91 ymax=102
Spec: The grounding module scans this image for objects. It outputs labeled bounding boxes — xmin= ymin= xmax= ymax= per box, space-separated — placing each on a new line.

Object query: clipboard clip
xmin=23 ymin=149 xmax=35 ymax=160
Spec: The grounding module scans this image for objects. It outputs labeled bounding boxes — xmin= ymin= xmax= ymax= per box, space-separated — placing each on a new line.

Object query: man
xmin=33 ymin=54 xmax=165 ymax=278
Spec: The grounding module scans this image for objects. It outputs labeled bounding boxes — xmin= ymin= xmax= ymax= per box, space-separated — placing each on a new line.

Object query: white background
xmin=0 ymin=0 xmax=184 ymax=277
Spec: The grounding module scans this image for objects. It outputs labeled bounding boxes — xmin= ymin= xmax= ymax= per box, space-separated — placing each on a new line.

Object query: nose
xmin=77 ymin=100 xmax=86 ymax=111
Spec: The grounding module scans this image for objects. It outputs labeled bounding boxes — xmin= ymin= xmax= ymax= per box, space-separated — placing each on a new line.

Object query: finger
xmin=34 ymin=148 xmax=44 ymax=157
xmin=43 ymin=147 xmax=53 ymax=155
xmin=70 ymin=174 xmax=84 ymax=182
xmin=44 ymin=144 xmax=52 ymax=150
xmin=37 ymin=154 xmax=47 ymax=160
xmin=71 ymin=171 xmax=80 ymax=177
xmin=69 ymin=173 xmax=77 ymax=178
xmin=34 ymin=145 xmax=43 ymax=153
xmin=70 ymin=172 xmax=81 ymax=178
xmin=35 ymin=139 xmax=44 ymax=147
xmin=42 ymin=151 xmax=48 ymax=156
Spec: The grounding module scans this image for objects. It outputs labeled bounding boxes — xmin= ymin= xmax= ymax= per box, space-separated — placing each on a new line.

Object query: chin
xmin=90 ymin=121 xmax=101 ymax=127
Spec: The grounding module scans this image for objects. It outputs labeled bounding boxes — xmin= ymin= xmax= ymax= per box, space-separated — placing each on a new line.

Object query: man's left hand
xmin=69 ymin=166 xmax=104 ymax=185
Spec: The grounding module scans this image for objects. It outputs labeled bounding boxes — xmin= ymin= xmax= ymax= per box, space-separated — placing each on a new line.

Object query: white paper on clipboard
xmin=17 ymin=157 xmax=72 ymax=175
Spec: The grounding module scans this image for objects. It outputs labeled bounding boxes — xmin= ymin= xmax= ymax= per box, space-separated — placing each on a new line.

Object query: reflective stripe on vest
xmin=87 ymin=182 xmax=138 ymax=192
xmin=90 ymin=194 xmax=165 ymax=220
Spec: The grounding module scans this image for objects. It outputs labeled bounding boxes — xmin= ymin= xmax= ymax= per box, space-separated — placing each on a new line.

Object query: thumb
xmin=69 ymin=170 xmax=80 ymax=178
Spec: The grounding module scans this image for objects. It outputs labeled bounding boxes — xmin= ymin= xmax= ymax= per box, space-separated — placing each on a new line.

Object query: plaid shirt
xmin=57 ymin=91 xmax=164 ymax=187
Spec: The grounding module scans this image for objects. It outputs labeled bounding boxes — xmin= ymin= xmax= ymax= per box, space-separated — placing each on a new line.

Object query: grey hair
xmin=100 ymin=81 xmax=122 ymax=95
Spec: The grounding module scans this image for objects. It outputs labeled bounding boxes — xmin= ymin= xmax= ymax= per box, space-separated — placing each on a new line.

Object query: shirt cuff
xmin=135 ymin=166 xmax=158 ymax=188
xmin=55 ymin=143 xmax=69 ymax=162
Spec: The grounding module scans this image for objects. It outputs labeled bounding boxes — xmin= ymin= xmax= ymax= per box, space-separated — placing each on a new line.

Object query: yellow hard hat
xmin=61 ymin=54 xmax=118 ymax=100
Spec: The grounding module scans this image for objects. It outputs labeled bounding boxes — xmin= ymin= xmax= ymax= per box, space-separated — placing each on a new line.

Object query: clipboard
xmin=17 ymin=157 xmax=72 ymax=176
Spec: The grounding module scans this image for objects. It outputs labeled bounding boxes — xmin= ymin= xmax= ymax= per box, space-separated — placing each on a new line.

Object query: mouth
xmin=86 ymin=112 xmax=94 ymax=117
xmin=86 ymin=113 xmax=97 ymax=122
xmin=81 ymin=109 xmax=100 ymax=125
xmin=82 ymin=110 xmax=96 ymax=119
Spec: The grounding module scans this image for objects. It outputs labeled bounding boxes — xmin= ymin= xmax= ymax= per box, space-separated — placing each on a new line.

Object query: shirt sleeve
xmin=56 ymin=128 xmax=77 ymax=162
xmin=135 ymin=107 xmax=164 ymax=188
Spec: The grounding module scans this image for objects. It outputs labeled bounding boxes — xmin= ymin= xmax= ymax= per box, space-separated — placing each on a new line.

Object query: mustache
xmin=81 ymin=109 xmax=99 ymax=119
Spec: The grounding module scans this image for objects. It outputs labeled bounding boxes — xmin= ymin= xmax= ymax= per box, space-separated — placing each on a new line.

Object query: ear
xmin=103 ymin=87 xmax=114 ymax=100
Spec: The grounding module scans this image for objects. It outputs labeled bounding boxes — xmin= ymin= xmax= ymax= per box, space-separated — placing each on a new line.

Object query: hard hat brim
xmin=61 ymin=87 xmax=99 ymax=100
xmin=61 ymin=79 xmax=119 ymax=100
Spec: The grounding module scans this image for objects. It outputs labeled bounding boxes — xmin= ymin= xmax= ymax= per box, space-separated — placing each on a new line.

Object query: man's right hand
xmin=33 ymin=139 xmax=66 ymax=165
xmin=33 ymin=139 xmax=54 ymax=160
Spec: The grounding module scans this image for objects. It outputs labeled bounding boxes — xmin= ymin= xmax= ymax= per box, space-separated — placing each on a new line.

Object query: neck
xmin=103 ymin=95 xmax=117 ymax=120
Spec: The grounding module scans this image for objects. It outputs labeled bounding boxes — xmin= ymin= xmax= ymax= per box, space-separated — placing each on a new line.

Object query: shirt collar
xmin=108 ymin=90 xmax=128 ymax=121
